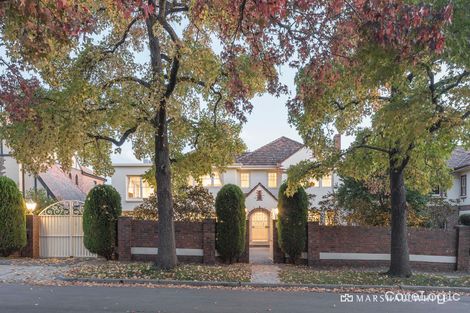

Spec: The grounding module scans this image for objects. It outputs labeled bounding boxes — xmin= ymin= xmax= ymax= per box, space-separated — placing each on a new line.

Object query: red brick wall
xmin=118 ymin=217 xmax=216 ymax=264
xmin=457 ymin=226 xmax=470 ymax=271
xmin=308 ymin=223 xmax=458 ymax=271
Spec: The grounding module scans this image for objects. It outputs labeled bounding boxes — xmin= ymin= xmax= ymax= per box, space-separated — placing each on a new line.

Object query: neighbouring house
xmin=0 ymin=140 xmax=106 ymax=202
xmin=111 ymin=136 xmax=341 ymax=248
xmin=445 ymin=147 xmax=470 ymax=216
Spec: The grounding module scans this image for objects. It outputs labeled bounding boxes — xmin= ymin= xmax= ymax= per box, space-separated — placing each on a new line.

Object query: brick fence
xmin=118 ymin=217 xmax=249 ymax=264
xmin=273 ymin=221 xmax=470 ymax=272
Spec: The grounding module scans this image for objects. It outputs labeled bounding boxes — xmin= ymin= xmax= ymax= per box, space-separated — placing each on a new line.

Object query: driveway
xmin=0 ymin=284 xmax=469 ymax=313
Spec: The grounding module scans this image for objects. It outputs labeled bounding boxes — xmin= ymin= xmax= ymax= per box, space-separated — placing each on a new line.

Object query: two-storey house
xmin=111 ymin=136 xmax=340 ymax=247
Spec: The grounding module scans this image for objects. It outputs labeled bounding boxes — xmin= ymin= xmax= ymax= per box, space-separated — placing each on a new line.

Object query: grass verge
xmin=279 ymin=266 xmax=470 ymax=287
xmin=66 ymin=262 xmax=251 ymax=282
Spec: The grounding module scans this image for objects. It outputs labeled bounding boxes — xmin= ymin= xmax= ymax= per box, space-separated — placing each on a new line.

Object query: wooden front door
xmin=251 ymin=211 xmax=269 ymax=243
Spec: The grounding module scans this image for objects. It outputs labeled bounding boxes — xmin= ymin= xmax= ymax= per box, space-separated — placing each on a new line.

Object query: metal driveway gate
xmin=38 ymin=200 xmax=96 ymax=258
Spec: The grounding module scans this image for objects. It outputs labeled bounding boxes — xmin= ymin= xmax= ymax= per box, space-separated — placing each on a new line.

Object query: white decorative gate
xmin=39 ymin=200 xmax=96 ymax=258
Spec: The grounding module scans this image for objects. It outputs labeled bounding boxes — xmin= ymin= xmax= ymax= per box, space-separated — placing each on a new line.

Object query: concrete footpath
xmin=1 ymin=283 xmax=469 ymax=313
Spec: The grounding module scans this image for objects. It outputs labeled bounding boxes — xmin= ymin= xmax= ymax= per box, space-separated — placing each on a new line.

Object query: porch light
xmin=272 ymin=208 xmax=279 ymax=219
xmin=26 ymin=200 xmax=37 ymax=214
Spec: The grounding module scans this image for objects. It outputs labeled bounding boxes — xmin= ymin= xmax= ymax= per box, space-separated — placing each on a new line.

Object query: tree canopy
xmin=284 ymin=0 xmax=468 ymax=277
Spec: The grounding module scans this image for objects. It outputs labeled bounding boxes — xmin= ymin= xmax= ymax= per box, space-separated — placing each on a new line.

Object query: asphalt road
xmin=1 ymin=284 xmax=469 ymax=313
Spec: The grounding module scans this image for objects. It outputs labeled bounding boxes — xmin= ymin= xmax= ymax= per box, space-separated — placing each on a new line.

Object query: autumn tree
xmin=284 ymin=0 xmax=468 ymax=277
xmin=0 ymin=1 xmax=275 ymax=269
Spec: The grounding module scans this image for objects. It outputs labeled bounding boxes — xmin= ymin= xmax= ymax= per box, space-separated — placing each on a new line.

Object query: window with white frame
xmin=127 ymin=176 xmax=154 ymax=199
xmin=240 ymin=173 xmax=250 ymax=188
xmin=461 ymin=175 xmax=467 ymax=197
xmin=268 ymin=172 xmax=277 ymax=188
xmin=200 ymin=172 xmax=222 ymax=187
xmin=321 ymin=174 xmax=332 ymax=187
xmin=307 ymin=177 xmax=319 ymax=187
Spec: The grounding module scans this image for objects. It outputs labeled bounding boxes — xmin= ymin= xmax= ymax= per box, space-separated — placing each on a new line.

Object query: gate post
xmin=118 ymin=217 xmax=132 ymax=261
xmin=307 ymin=222 xmax=320 ymax=266
xmin=21 ymin=215 xmax=40 ymax=258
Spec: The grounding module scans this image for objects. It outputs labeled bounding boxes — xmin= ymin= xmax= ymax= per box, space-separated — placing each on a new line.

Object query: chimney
xmin=333 ymin=134 xmax=341 ymax=151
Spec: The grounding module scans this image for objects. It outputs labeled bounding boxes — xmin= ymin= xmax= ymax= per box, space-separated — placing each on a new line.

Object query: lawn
xmin=66 ymin=262 xmax=251 ymax=282
xmin=279 ymin=266 xmax=470 ymax=287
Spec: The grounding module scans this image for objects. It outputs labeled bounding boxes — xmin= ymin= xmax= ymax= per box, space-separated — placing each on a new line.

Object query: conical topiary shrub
xmin=277 ymin=182 xmax=308 ymax=263
xmin=0 ymin=176 xmax=26 ymax=256
xmin=83 ymin=185 xmax=122 ymax=260
xmin=215 ymin=184 xmax=246 ymax=263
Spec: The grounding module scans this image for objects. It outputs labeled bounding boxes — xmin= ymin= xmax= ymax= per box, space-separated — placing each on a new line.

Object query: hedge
xmin=215 ymin=184 xmax=246 ymax=263
xmin=0 ymin=176 xmax=26 ymax=256
xmin=459 ymin=214 xmax=470 ymax=226
xmin=277 ymin=182 xmax=308 ymax=263
xmin=83 ymin=185 xmax=122 ymax=260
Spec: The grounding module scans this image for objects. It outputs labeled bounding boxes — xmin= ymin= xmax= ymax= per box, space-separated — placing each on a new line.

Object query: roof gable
xmin=448 ymin=147 xmax=470 ymax=170
xmin=39 ymin=165 xmax=86 ymax=201
xmin=236 ymin=137 xmax=303 ymax=166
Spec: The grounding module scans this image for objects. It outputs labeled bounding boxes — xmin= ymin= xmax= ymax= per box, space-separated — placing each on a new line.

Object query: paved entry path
xmin=251 ymin=264 xmax=281 ymax=284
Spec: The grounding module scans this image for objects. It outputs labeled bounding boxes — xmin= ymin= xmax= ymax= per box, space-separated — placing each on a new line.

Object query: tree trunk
xmin=154 ymin=106 xmax=177 ymax=269
xmin=387 ymin=160 xmax=412 ymax=277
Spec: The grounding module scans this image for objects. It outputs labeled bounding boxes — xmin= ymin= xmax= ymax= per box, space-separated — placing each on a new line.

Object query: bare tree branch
xmin=102 ymin=76 xmax=151 ymax=89
xmin=86 ymin=126 xmax=138 ymax=147
xmin=103 ymin=18 xmax=138 ymax=54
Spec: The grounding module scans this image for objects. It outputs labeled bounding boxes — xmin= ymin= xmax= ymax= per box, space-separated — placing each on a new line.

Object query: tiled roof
xmin=448 ymin=147 xmax=470 ymax=170
xmin=236 ymin=137 xmax=303 ymax=166
xmin=39 ymin=165 xmax=86 ymax=201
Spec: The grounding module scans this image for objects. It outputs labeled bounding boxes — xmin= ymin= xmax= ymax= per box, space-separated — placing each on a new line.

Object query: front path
xmin=251 ymin=264 xmax=281 ymax=284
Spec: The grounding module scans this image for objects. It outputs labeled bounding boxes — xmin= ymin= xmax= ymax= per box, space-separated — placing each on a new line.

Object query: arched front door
xmin=250 ymin=209 xmax=270 ymax=245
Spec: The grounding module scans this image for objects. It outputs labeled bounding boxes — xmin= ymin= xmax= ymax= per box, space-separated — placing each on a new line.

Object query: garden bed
xmin=279 ymin=265 xmax=470 ymax=287
xmin=65 ymin=262 xmax=251 ymax=282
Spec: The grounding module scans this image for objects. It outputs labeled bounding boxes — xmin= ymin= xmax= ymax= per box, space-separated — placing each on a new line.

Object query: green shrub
xmin=0 ymin=176 xmax=26 ymax=256
xmin=215 ymin=184 xmax=246 ymax=263
xmin=83 ymin=185 xmax=122 ymax=260
xmin=459 ymin=214 xmax=470 ymax=226
xmin=277 ymin=182 xmax=308 ymax=263
xmin=132 ymin=186 xmax=215 ymax=221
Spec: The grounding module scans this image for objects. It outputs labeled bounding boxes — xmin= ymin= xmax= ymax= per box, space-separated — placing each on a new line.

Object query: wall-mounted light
xmin=272 ymin=208 xmax=279 ymax=219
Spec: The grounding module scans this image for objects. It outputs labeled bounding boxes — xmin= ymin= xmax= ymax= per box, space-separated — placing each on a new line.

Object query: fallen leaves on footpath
xmin=65 ymin=262 xmax=252 ymax=282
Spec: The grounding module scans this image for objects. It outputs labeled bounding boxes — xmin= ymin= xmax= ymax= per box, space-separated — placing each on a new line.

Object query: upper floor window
xmin=75 ymin=175 xmax=79 ymax=185
xmin=307 ymin=178 xmax=319 ymax=188
xmin=321 ymin=174 xmax=332 ymax=188
xmin=268 ymin=172 xmax=277 ymax=188
xmin=240 ymin=173 xmax=250 ymax=188
xmin=127 ymin=176 xmax=154 ymax=199
xmin=461 ymin=175 xmax=467 ymax=197
xmin=200 ymin=172 xmax=222 ymax=187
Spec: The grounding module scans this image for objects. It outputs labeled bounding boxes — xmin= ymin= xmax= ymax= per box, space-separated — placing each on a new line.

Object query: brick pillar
xmin=118 ymin=217 xmax=132 ymax=261
xmin=307 ymin=222 xmax=320 ymax=267
xmin=202 ymin=219 xmax=216 ymax=264
xmin=20 ymin=215 xmax=39 ymax=258
xmin=238 ymin=220 xmax=250 ymax=263
xmin=272 ymin=220 xmax=285 ymax=263
xmin=456 ymin=225 xmax=470 ymax=271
